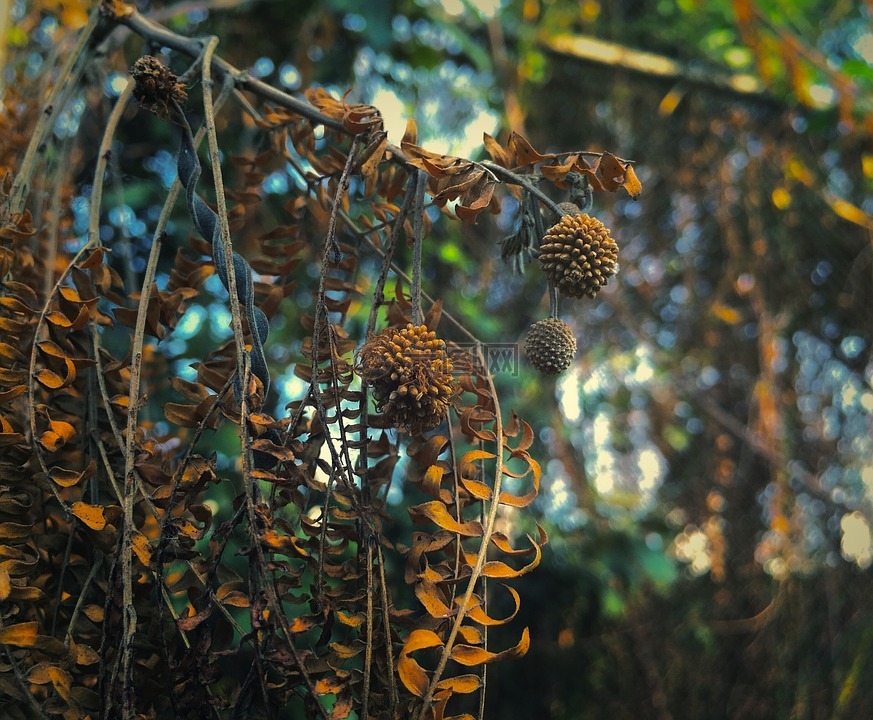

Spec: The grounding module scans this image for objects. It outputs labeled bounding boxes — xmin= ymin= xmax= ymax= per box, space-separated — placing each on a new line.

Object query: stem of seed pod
xmin=549 ymin=283 xmax=558 ymax=318
xmin=410 ymin=169 xmax=427 ymax=326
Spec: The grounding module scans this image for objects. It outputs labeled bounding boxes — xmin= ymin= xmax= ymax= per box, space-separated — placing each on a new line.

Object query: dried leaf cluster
xmin=0 ymin=4 xmax=641 ymax=719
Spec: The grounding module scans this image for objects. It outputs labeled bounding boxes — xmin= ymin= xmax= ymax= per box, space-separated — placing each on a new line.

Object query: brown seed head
xmin=524 ymin=318 xmax=577 ymax=375
xmin=539 ymin=213 xmax=618 ymax=299
xmin=131 ymin=56 xmax=187 ymax=118
xmin=357 ymin=324 xmax=458 ymax=434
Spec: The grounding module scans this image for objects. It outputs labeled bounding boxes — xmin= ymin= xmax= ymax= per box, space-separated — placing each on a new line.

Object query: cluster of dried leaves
xmin=0 ymin=5 xmax=639 ymax=719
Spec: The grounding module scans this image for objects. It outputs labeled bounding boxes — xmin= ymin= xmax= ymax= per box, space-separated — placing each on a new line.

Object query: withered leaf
xmin=0 ymin=566 xmax=9 ymax=601
xmin=131 ymin=531 xmax=152 ymax=566
xmin=398 ymin=629 xmax=444 ymax=697
xmin=71 ymin=501 xmax=107 ymax=531
xmin=450 ymin=627 xmax=530 ymax=666
xmin=508 ymin=131 xmax=553 ymax=166
xmin=483 ymin=132 xmax=511 ymax=168
xmin=177 ymin=605 xmax=213 ymax=631
xmin=0 ymin=621 xmax=38 ymax=647
xmin=408 ymin=501 xmax=483 ymax=537
xmin=435 ymin=674 xmax=481 ymax=694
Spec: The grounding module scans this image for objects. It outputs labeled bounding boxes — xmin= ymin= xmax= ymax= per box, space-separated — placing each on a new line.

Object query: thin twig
xmin=376 ymin=542 xmax=399 ymax=715
xmin=480 ymin=160 xmax=563 ymax=218
xmin=410 ymin=170 xmax=426 ymax=326
xmin=414 ymin=347 xmax=505 ymax=719
xmin=9 ymin=8 xmax=102 ymax=215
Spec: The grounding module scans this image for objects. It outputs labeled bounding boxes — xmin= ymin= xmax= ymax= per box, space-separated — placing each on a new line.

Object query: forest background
xmin=1 ymin=0 xmax=872 ymax=719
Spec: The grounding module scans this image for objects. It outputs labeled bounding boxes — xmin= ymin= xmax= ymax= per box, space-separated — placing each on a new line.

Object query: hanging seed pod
xmin=524 ymin=318 xmax=577 ymax=375
xmin=538 ymin=213 xmax=618 ymax=299
xmin=543 ymin=201 xmax=582 ymax=229
xmin=131 ymin=56 xmax=187 ymax=118
xmin=357 ymin=324 xmax=458 ymax=434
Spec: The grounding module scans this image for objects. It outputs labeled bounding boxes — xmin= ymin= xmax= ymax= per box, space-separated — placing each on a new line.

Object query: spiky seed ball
xmin=357 ymin=324 xmax=458 ymax=434
xmin=538 ymin=213 xmax=618 ymax=299
xmin=524 ymin=318 xmax=577 ymax=375
xmin=131 ymin=56 xmax=187 ymax=118
xmin=544 ymin=201 xmax=582 ymax=229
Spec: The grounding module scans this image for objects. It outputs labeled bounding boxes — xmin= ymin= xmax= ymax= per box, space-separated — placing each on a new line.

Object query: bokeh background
xmin=3 ymin=0 xmax=873 ymax=718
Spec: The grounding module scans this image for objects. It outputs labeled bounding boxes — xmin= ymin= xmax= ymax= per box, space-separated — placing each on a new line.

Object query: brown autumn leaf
xmin=0 ymin=621 xmax=38 ymax=647
xmin=508 ymin=131 xmax=554 ymax=166
xmin=0 ymin=566 xmax=9 ymax=601
xmin=73 ymin=642 xmax=100 ymax=666
xmin=455 ymin=178 xmax=496 ymax=223
xmin=435 ymin=674 xmax=482 ymax=694
xmin=498 ymin=455 xmax=541 ymax=508
xmin=623 ymin=164 xmax=642 ymax=199
xmin=450 ymin=627 xmax=530 ymax=666
xmin=0 ymin=522 xmax=32 ymax=540
xmin=49 ymin=460 xmax=96 ymax=488
xmin=398 ymin=629 xmax=444 ymax=697
xmin=458 ymin=587 xmax=521 ymax=627
xmin=402 ymin=117 xmax=418 ymax=146
xmin=415 ymin=565 xmax=454 ymax=619
xmin=83 ymin=605 xmax=104 ymax=623
xmin=39 ymin=419 xmax=76 ymax=452
xmin=329 ymin=690 xmax=353 ymax=720
xmin=71 ymin=501 xmax=107 ymax=531
xmin=314 ymin=677 xmax=345 ymax=695
xmin=131 ymin=531 xmax=152 ymax=566
xmin=163 ymin=402 xmax=204 ymax=428
xmin=408 ymin=501 xmax=483 ymax=537
xmin=177 ymin=605 xmax=213 ymax=631
xmin=466 ymin=535 xmax=541 ymax=579
xmin=483 ymin=132 xmax=511 ymax=168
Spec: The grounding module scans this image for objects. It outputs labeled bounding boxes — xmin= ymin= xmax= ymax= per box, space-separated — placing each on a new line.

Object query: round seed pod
xmin=357 ymin=324 xmax=458 ymax=434
xmin=524 ymin=318 xmax=577 ymax=375
xmin=543 ymin=201 xmax=582 ymax=229
xmin=538 ymin=213 xmax=618 ymax=299
xmin=131 ymin=56 xmax=187 ymax=118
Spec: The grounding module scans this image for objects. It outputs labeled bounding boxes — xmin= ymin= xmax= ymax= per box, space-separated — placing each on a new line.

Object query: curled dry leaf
xmin=450 ymin=626 xmax=530 ymax=667
xmin=0 ymin=621 xmax=39 ymax=647
xmin=398 ymin=629 xmax=445 ymax=697
xmin=70 ymin=501 xmax=107 ymax=531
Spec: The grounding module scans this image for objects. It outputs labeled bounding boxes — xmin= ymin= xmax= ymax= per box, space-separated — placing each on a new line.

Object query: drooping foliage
xmin=0 ymin=2 xmax=640 ymax=718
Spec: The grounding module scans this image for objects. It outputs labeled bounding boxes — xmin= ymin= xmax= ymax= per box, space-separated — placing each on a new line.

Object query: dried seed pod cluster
xmin=524 ymin=318 xmax=577 ymax=375
xmin=539 ymin=213 xmax=619 ymax=298
xmin=357 ymin=324 xmax=458 ymax=433
xmin=131 ymin=56 xmax=187 ymax=118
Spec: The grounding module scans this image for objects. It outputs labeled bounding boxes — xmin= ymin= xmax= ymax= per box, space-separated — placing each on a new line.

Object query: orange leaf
xmin=49 ymin=460 xmax=96 ymax=488
xmin=73 ymin=643 xmax=100 ymax=666
xmin=402 ymin=118 xmax=418 ymax=146
xmin=508 ymin=132 xmax=553 ymax=166
xmin=0 ymin=621 xmax=38 ymax=647
xmin=483 ymin=132 xmax=511 ymax=167
xmin=177 ymin=606 xmax=212 ymax=631
xmin=314 ymin=677 xmax=345 ymax=695
xmin=71 ymin=501 xmax=106 ymax=531
xmin=409 ymin=502 xmax=483 ymax=537
xmin=0 ymin=566 xmax=9 ymax=601
xmin=415 ymin=568 xmax=455 ymax=619
xmin=398 ymin=629 xmax=444 ymax=697
xmin=623 ymin=164 xmax=642 ymax=199
xmin=450 ymin=627 xmax=530 ymax=666
xmin=131 ymin=531 xmax=152 ymax=566
xmin=422 ymin=464 xmax=444 ymax=499
xmin=83 ymin=605 xmax=104 ymax=622
xmin=595 ymin=151 xmax=628 ymax=192
xmin=460 ymin=586 xmax=521 ymax=626
xmin=435 ymin=674 xmax=481 ymax=694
